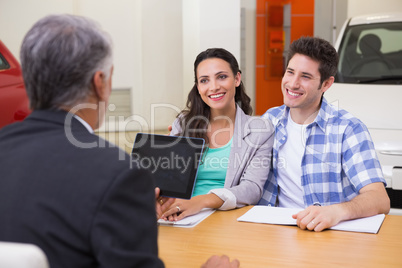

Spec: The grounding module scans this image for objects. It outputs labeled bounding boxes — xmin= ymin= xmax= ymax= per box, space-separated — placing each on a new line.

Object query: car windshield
xmin=335 ymin=22 xmax=402 ymax=84
xmin=0 ymin=53 xmax=9 ymax=70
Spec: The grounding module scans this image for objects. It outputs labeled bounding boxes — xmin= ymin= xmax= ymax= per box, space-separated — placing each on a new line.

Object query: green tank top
xmin=192 ymin=138 xmax=233 ymax=197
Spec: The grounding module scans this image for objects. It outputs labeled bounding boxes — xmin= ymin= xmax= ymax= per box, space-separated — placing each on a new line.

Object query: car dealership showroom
xmin=1 ymin=0 xmax=402 ymax=267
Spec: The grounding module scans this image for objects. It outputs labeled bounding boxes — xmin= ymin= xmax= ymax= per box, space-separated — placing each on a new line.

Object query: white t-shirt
xmin=277 ymin=113 xmax=306 ymax=208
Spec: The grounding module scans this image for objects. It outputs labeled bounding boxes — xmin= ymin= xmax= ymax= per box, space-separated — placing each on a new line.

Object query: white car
xmin=325 ymin=12 xmax=402 ymax=212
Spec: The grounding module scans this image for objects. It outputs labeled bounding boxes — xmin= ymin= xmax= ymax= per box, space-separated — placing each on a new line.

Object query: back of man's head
xmin=287 ymin=36 xmax=338 ymax=85
xmin=20 ymin=14 xmax=113 ymax=110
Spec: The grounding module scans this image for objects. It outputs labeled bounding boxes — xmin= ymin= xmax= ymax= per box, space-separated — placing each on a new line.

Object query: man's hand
xmin=201 ymin=255 xmax=240 ymax=268
xmin=155 ymin=187 xmax=175 ymax=219
xmin=292 ymin=205 xmax=343 ymax=232
xmin=293 ymin=182 xmax=390 ymax=232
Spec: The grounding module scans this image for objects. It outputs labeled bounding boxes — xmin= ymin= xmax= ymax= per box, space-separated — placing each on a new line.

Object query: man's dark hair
xmin=287 ymin=36 xmax=339 ymax=85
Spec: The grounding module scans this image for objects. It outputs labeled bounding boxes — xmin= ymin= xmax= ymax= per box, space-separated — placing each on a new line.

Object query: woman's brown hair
xmin=175 ymin=48 xmax=252 ymax=145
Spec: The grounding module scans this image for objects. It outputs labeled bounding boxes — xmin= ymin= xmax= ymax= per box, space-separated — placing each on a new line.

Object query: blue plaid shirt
xmin=258 ymin=97 xmax=386 ymax=207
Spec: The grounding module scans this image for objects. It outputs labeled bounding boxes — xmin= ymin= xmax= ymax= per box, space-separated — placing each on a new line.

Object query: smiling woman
xmin=160 ymin=48 xmax=275 ymax=222
xmin=196 ymin=58 xmax=240 ymax=121
xmin=176 ymin=48 xmax=253 ymax=147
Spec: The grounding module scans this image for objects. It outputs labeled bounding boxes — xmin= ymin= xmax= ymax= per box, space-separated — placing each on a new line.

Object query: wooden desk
xmin=158 ymin=206 xmax=402 ymax=267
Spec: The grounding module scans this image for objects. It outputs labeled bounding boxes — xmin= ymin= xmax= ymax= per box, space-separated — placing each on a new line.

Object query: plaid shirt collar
xmin=275 ymin=97 xmax=333 ymax=132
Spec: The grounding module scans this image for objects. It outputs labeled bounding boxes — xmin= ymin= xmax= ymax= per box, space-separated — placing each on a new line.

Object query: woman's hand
xmin=161 ymin=198 xmax=204 ymax=221
xmin=161 ymin=194 xmax=224 ymax=221
xmin=155 ymin=187 xmax=175 ymax=219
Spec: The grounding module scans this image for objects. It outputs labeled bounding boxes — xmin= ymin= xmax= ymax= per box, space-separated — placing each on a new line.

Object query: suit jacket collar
xmin=27 ymin=109 xmax=90 ymax=133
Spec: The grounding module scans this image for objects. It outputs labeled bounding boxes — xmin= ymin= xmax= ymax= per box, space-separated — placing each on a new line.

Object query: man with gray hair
xmin=0 ymin=14 xmax=240 ymax=268
xmin=0 ymin=14 xmax=166 ymax=268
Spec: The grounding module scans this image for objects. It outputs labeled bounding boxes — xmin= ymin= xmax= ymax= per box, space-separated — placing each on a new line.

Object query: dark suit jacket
xmin=0 ymin=110 xmax=164 ymax=268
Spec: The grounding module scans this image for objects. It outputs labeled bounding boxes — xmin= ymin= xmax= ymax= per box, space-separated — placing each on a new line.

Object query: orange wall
xmin=255 ymin=0 xmax=314 ymax=115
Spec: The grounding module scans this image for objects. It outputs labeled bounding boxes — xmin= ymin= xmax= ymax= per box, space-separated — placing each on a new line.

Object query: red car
xmin=0 ymin=40 xmax=30 ymax=129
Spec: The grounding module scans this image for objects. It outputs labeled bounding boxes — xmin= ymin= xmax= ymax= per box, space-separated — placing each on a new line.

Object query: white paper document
xmin=237 ymin=206 xmax=385 ymax=234
xmin=158 ymin=209 xmax=215 ymax=228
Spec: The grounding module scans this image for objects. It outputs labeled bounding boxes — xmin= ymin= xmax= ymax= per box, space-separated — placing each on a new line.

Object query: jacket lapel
xmin=224 ymin=105 xmax=250 ymax=188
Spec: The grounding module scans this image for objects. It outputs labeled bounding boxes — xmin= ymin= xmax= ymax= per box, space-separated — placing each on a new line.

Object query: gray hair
xmin=20 ymin=14 xmax=113 ymax=110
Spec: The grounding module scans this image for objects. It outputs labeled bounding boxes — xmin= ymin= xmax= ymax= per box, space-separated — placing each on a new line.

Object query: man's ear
xmin=321 ymin=76 xmax=335 ymax=94
xmin=92 ymin=71 xmax=107 ymax=101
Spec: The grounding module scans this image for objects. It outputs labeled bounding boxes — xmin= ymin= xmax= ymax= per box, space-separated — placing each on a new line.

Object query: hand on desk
xmin=155 ymin=187 xmax=175 ymax=219
xmin=161 ymin=197 xmax=204 ymax=221
xmin=292 ymin=205 xmax=342 ymax=232
xmin=293 ymin=183 xmax=390 ymax=232
xmin=161 ymin=194 xmax=224 ymax=221
xmin=201 ymin=255 xmax=240 ymax=268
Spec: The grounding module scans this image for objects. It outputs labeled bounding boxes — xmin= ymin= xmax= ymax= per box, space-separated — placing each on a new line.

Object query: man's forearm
xmin=335 ymin=182 xmax=390 ymax=221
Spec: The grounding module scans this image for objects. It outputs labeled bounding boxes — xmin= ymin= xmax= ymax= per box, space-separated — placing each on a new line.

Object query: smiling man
xmin=259 ymin=36 xmax=390 ymax=232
